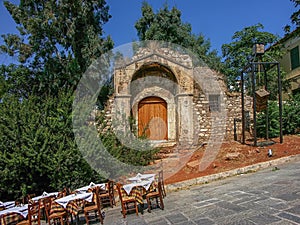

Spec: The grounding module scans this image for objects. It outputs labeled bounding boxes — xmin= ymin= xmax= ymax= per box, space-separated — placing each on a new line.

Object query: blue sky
xmin=0 ymin=0 xmax=296 ymax=64
xmin=103 ymin=0 xmax=296 ymax=52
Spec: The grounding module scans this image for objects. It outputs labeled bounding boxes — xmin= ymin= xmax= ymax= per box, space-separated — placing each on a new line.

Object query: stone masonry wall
xmin=192 ymin=87 xmax=253 ymax=144
xmin=99 ymin=83 xmax=253 ymax=145
xmin=97 ymin=42 xmax=253 ymax=145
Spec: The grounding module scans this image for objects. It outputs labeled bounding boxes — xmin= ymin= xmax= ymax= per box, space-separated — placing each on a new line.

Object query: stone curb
xmin=165 ymin=154 xmax=300 ymax=192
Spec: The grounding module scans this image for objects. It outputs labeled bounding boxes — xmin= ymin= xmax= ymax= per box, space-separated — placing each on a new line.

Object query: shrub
xmin=283 ymin=93 xmax=300 ymax=135
xmin=256 ymin=101 xmax=280 ymax=138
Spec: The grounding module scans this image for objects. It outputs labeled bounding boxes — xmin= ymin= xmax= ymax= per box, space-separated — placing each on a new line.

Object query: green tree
xmin=221 ymin=23 xmax=287 ymax=96
xmin=285 ymin=0 xmax=300 ymax=33
xmin=0 ymin=0 xmax=113 ymax=200
xmin=0 ymin=91 xmax=104 ymax=201
xmin=1 ymin=0 xmax=113 ymax=97
xmin=135 ymin=2 xmax=223 ymax=71
xmin=290 ymin=0 xmax=300 ymax=26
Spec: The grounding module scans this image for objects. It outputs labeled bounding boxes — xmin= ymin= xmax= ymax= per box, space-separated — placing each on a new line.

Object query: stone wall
xmin=96 ymin=42 xmax=253 ymax=146
xmin=192 ymin=76 xmax=253 ymax=144
xmin=99 ymin=80 xmax=253 ymax=145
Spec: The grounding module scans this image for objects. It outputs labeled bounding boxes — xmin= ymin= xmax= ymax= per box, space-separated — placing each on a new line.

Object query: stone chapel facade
xmin=103 ymin=42 xmax=252 ymax=147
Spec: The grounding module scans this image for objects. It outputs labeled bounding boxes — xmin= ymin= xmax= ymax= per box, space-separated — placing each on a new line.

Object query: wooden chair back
xmin=42 ymin=197 xmax=51 ymax=221
xmin=116 ymin=183 xmax=138 ymax=218
xmin=2 ymin=212 xmax=23 ymax=225
xmin=57 ymin=188 xmax=67 ymax=198
xmin=84 ymin=186 xmax=104 ymax=225
xmin=116 ymin=183 xmax=126 ymax=203
xmin=26 ymin=194 xmax=36 ymax=204
xmin=27 ymin=201 xmax=41 ymax=225
xmin=94 ymin=187 xmax=102 ymax=213
xmin=99 ymin=180 xmax=115 ymax=207
xmin=158 ymin=170 xmax=166 ymax=197
xmin=43 ymin=197 xmax=69 ymax=225
xmin=146 ymin=180 xmax=164 ymax=212
xmin=107 ymin=180 xmax=115 ymax=202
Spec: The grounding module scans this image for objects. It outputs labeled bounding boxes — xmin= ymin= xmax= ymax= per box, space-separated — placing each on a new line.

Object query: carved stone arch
xmin=131 ymin=61 xmax=178 ymax=84
xmin=131 ymin=87 xmax=176 ymax=141
xmin=113 ymin=47 xmax=196 ymax=145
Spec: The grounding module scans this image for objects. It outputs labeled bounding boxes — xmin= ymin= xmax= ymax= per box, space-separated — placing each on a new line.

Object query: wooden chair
xmin=14 ymin=196 xmax=26 ymax=206
xmin=99 ymin=180 xmax=116 ymax=208
xmin=57 ymin=189 xmax=67 ymax=199
xmin=145 ymin=181 xmax=164 ymax=213
xmin=2 ymin=212 xmax=23 ymax=225
xmin=26 ymin=194 xmax=36 ymax=204
xmin=83 ymin=186 xmax=104 ymax=225
xmin=116 ymin=183 xmax=139 ymax=218
xmin=158 ymin=170 xmax=166 ymax=197
xmin=16 ymin=201 xmax=41 ymax=225
xmin=67 ymin=199 xmax=85 ymax=225
xmin=0 ymin=205 xmax=5 ymax=211
xmin=43 ymin=197 xmax=69 ymax=225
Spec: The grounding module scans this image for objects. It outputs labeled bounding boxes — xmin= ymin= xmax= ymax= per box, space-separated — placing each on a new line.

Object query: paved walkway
xmin=102 ymin=157 xmax=300 ymax=224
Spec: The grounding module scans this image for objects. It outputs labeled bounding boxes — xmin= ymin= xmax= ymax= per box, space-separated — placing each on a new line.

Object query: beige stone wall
xmin=192 ymin=73 xmax=252 ymax=144
xmin=98 ymin=43 xmax=253 ymax=146
xmin=101 ymin=84 xmax=252 ymax=145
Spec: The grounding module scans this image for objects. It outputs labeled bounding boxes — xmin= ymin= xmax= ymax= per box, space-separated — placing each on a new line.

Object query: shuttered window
xmin=290 ymin=46 xmax=300 ymax=70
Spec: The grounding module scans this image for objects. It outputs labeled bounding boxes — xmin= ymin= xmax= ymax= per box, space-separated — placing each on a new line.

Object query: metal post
xmin=241 ymin=72 xmax=245 ymax=144
xmin=263 ymin=64 xmax=269 ymax=140
xmin=277 ymin=63 xmax=283 ymax=143
xmin=252 ymin=63 xmax=257 ymax=146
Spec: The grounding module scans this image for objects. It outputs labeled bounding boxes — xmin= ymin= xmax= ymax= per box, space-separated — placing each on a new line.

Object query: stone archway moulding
xmin=131 ymin=86 xmax=176 ymax=141
xmin=114 ymin=47 xmax=196 ymax=145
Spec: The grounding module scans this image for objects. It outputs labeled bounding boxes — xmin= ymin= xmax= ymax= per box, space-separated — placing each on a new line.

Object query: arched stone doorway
xmin=138 ymin=96 xmax=168 ymax=140
xmin=113 ymin=44 xmax=195 ymax=145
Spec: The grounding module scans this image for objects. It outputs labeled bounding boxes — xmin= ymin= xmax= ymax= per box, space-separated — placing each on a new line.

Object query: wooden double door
xmin=138 ymin=97 xmax=168 ymax=140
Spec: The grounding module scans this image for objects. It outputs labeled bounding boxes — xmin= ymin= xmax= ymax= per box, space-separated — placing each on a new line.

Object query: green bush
xmin=256 ymin=101 xmax=280 ymax=138
xmin=256 ymin=93 xmax=300 ymax=138
xmin=95 ymin=113 xmax=160 ymax=176
xmin=0 ymin=92 xmax=104 ymax=201
xmin=283 ymin=93 xmax=300 ymax=135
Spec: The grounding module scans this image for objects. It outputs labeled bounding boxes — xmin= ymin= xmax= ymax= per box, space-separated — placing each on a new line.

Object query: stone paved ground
xmin=101 ymin=158 xmax=300 ymax=224
xmin=40 ymin=157 xmax=300 ymax=225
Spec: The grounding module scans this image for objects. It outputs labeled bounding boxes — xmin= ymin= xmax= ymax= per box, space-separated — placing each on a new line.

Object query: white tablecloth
xmin=76 ymin=182 xmax=106 ymax=193
xmin=32 ymin=192 xmax=59 ymax=202
xmin=128 ymin=173 xmax=155 ymax=182
xmin=123 ymin=173 xmax=156 ymax=195
xmin=55 ymin=193 xmax=93 ymax=208
xmin=0 ymin=201 xmax=15 ymax=209
xmin=0 ymin=204 xmax=28 ymax=218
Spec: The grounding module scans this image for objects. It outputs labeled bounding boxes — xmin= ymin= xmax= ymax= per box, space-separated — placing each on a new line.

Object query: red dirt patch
xmin=165 ymin=135 xmax=300 ymax=184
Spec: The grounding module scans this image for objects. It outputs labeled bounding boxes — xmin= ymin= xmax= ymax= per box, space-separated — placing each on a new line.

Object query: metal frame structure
xmin=241 ymin=61 xmax=283 ymax=146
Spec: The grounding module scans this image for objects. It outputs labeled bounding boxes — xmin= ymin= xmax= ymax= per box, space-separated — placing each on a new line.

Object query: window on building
xmin=290 ymin=46 xmax=300 ymax=70
xmin=209 ymin=95 xmax=220 ymax=112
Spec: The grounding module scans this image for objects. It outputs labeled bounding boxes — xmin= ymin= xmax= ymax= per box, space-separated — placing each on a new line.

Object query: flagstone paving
xmin=102 ymin=158 xmax=300 ymax=224
xmin=39 ymin=158 xmax=300 ymax=224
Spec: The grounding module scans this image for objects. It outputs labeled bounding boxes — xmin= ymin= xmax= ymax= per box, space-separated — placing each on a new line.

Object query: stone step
xmin=186 ymin=160 xmax=200 ymax=168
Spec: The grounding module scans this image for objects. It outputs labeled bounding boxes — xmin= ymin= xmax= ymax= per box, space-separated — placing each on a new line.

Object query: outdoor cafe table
xmin=123 ymin=173 xmax=156 ymax=204
xmin=0 ymin=201 xmax=15 ymax=210
xmin=31 ymin=191 xmax=59 ymax=202
xmin=0 ymin=204 xmax=28 ymax=225
xmin=75 ymin=182 xmax=106 ymax=193
xmin=53 ymin=192 xmax=93 ymax=216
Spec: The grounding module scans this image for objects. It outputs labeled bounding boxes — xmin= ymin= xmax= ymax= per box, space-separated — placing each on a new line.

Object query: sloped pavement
xmin=103 ymin=155 xmax=300 ymax=224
